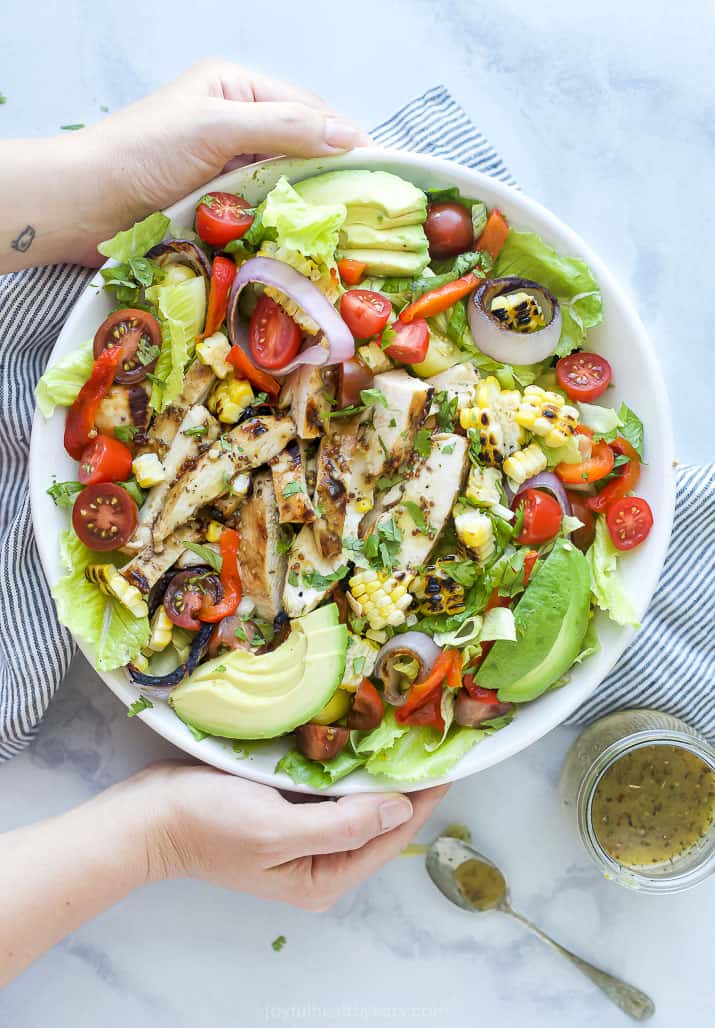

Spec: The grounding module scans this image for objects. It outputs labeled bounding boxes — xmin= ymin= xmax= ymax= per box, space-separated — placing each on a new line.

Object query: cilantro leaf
xmin=182 ymin=541 xmax=222 ymax=572
xmin=114 ymin=424 xmax=137 ymax=443
xmin=403 ymin=500 xmax=429 ymax=534
xmin=617 ymin=402 xmax=645 ymax=460
xmin=282 ymin=482 xmax=305 ymax=499
xmin=47 ymin=480 xmax=83 ymax=507
xmin=271 ymin=935 xmax=287 ymax=952
xmin=414 ymin=429 xmax=432 ymax=458
xmin=360 ymin=387 xmax=388 ymax=409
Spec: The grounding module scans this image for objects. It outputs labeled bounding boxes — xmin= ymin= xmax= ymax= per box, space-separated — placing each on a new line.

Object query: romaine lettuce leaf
xmin=52 ymin=531 xmax=149 ymax=672
xmin=149 ymin=275 xmax=206 ymax=410
xmin=261 ymin=176 xmax=345 ymax=267
xmin=365 ymin=721 xmax=485 ymax=782
xmin=586 ymin=517 xmax=639 ymax=628
xmin=352 ymin=707 xmax=409 ymax=755
xmin=97 ymin=212 xmax=170 ymax=262
xmin=494 ymin=230 xmax=603 ymax=356
xmin=275 ymin=746 xmax=364 ymax=787
xmin=578 ymin=401 xmax=621 ymax=436
xmin=35 ymin=340 xmax=94 ymax=418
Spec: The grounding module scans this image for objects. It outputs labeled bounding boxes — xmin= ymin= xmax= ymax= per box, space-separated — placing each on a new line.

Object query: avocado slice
xmin=169 ymin=604 xmax=348 ymax=739
xmin=476 ymin=539 xmax=591 ymax=703
xmin=336 ymin=247 xmax=430 ymax=277
xmin=339 ymin=223 xmax=428 ymax=253
xmin=294 ymin=169 xmax=427 ymax=228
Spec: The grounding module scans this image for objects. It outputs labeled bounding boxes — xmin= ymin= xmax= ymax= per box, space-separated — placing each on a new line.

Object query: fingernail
xmin=324 ymin=117 xmax=371 ymax=150
xmin=379 ymin=796 xmax=413 ymax=832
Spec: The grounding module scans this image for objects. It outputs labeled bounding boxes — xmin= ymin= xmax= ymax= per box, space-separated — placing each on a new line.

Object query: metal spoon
xmin=426 ymin=835 xmax=655 ymax=1021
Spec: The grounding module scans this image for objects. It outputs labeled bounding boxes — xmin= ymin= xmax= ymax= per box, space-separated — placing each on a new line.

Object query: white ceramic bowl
xmin=30 ymin=148 xmax=675 ymax=794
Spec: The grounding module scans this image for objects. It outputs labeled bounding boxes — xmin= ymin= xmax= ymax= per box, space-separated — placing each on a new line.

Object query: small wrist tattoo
xmin=11 ymin=225 xmax=35 ymax=253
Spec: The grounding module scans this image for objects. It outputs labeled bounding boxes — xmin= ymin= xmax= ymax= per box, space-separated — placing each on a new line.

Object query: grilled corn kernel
xmin=206 ymin=520 xmax=224 ymax=543
xmin=148 ymin=608 xmax=173 ymax=653
xmin=503 ymin=442 xmax=548 ymax=485
xmin=355 ymin=497 xmax=374 ymax=514
xmin=196 ymin=331 xmax=232 ymax=378
xmin=413 ymin=561 xmax=466 ymax=617
xmin=131 ymin=653 xmax=150 ymax=673
xmin=454 ymin=511 xmax=494 ymax=564
xmin=490 ymin=290 xmax=546 ymax=333
xmin=348 ymin=569 xmax=414 ymax=631
xmin=86 ymin=564 xmax=149 ymax=617
xmin=459 ymin=376 xmax=525 ymax=466
xmin=208 ymin=376 xmax=254 ymax=424
xmin=465 ymin=465 xmax=502 ymax=507
xmin=515 ymin=385 xmax=580 ymax=447
xmin=131 ymin=452 xmax=166 ymax=489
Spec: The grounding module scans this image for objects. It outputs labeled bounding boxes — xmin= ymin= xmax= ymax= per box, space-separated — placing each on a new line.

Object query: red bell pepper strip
xmin=337 ymin=258 xmax=367 ymax=286
xmin=398 ymin=273 xmax=480 ymax=324
xmin=64 ymin=347 xmax=123 ymax=460
xmin=476 ymin=209 xmax=510 ymax=260
xmin=202 ymin=256 xmax=237 ymax=338
xmin=200 ymin=528 xmax=242 ymax=623
xmin=226 ymin=345 xmax=281 ymax=397
xmin=586 ymin=437 xmax=641 ymax=514
xmin=445 ymin=649 xmax=463 ymax=690
xmin=523 ymin=550 xmax=539 ymax=587
xmin=395 ymin=650 xmax=452 ymax=726
xmin=463 ymin=676 xmax=501 ymax=704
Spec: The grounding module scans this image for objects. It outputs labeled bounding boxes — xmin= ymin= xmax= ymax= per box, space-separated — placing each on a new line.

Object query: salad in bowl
xmin=34 ymin=157 xmax=662 ymax=790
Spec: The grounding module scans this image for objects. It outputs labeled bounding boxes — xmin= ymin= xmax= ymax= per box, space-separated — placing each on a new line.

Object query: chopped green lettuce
xmin=586 ymin=517 xmax=639 ymax=628
xmin=365 ymin=721 xmax=485 ymax=782
xmin=97 ymin=212 xmax=170 ymax=262
xmin=275 ymin=746 xmax=364 ymax=787
xmin=494 ymin=230 xmax=603 ymax=356
xmin=52 ymin=531 xmax=149 ymax=672
xmin=261 ymin=176 xmax=346 ymax=267
xmin=578 ymin=401 xmax=621 ymax=436
xmin=149 ymin=275 xmax=206 ymax=410
xmin=617 ymin=402 xmax=645 ymax=459
xmin=35 ymin=340 xmax=94 ymax=417
xmin=352 ymin=708 xmax=409 ymax=755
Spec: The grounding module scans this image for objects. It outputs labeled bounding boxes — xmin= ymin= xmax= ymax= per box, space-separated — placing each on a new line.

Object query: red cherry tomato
xmin=566 ymin=491 xmax=597 ymax=552
xmin=556 ymin=438 xmax=615 ymax=484
xmin=339 ymin=289 xmax=392 ymax=339
xmin=347 ymin=679 xmax=384 ymax=731
xmin=78 ymin=434 xmax=133 ymax=485
xmin=424 ymin=202 xmax=474 ymax=259
xmin=72 ymin=482 xmax=137 ymax=551
xmin=195 ymin=191 xmax=254 ymax=248
xmin=381 ymin=318 xmax=430 ymax=364
xmin=513 ymin=489 xmax=563 ymax=546
xmin=462 ymin=677 xmax=501 ymax=703
xmin=248 ymin=296 xmax=301 ymax=370
xmin=587 ymin=437 xmax=641 ymax=514
xmin=337 ymin=258 xmax=367 ymax=286
xmin=606 ymin=496 xmax=653 ymax=551
xmin=556 ymin=352 xmax=613 ymax=402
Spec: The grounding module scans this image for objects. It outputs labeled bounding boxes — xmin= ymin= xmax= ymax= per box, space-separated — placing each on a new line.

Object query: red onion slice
xmin=468 ymin=277 xmax=562 ymax=365
xmin=146 ymin=240 xmax=213 ymax=283
xmin=226 ymin=256 xmax=354 ymax=373
xmin=513 ymin=471 xmax=572 ymax=516
xmin=374 ymin=632 xmax=441 ymax=706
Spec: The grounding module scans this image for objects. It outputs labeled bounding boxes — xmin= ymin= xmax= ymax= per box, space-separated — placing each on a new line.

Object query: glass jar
xmin=559 ymin=709 xmax=715 ymax=893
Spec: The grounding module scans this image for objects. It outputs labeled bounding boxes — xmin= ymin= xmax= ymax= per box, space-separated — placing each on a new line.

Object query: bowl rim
xmin=30 ymin=146 xmax=675 ymax=794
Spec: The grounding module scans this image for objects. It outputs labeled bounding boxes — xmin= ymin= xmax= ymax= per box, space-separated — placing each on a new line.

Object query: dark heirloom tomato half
xmin=195 ymin=191 xmax=254 ymax=248
xmin=347 ymin=678 xmax=384 ymax=731
xmin=93 ymin=308 xmax=162 ymax=385
xmin=338 ymin=358 xmax=374 ymax=407
xmin=294 ymin=723 xmax=349 ymax=761
xmin=566 ymin=491 xmax=597 ymax=552
xmin=72 ymin=482 xmax=138 ymax=551
xmin=249 ymin=295 xmax=301 ymax=370
xmin=163 ymin=570 xmax=223 ymax=631
xmin=424 ymin=202 xmax=474 ymax=259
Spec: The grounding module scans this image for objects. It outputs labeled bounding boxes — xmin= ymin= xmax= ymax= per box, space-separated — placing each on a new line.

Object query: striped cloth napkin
xmin=1 ymin=86 xmax=712 ymax=760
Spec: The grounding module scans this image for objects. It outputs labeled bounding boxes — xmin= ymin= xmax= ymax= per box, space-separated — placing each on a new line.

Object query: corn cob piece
xmin=196 ymin=331 xmax=233 ymax=379
xmin=148 ymin=608 xmax=173 ymax=653
xmin=465 ymin=465 xmax=502 ymax=507
xmin=348 ymin=569 xmax=414 ymax=630
xmin=208 ymin=376 xmax=254 ymax=424
xmin=459 ymin=376 xmax=525 ymax=466
xmin=412 ymin=561 xmax=466 ymax=616
xmin=132 ymin=452 xmax=166 ymax=488
xmin=454 ymin=511 xmax=495 ymax=564
xmin=515 ymin=385 xmax=579 ymax=447
xmin=503 ymin=442 xmax=548 ymax=485
xmin=490 ymin=290 xmax=546 ymax=332
xmin=85 ymin=564 xmax=149 ymax=617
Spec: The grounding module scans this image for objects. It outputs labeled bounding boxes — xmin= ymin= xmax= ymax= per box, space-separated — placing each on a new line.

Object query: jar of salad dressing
xmin=559 ymin=710 xmax=715 ymax=892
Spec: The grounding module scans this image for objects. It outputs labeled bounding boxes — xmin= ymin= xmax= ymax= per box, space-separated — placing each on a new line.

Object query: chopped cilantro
xmin=302 ymin=565 xmax=349 ymax=590
xmin=287 ymin=570 xmax=299 ymax=587
xmin=380 ymin=325 xmax=398 ymax=351
xmin=414 ymin=428 xmax=432 ymax=458
xmin=403 ymin=500 xmax=430 ymax=534
xmin=466 ymin=428 xmax=482 ymax=466
xmin=114 ymin=424 xmax=137 ymax=443
xmin=329 ymin=404 xmax=366 ymax=419
xmin=271 ymin=935 xmax=287 ymax=952
xmin=127 ymin=697 xmax=153 ymax=717
xmin=46 ymin=480 xmax=83 ymax=507
xmin=219 ymin=435 xmax=235 ymax=454
xmin=137 ymin=339 xmax=161 ymax=366
xmin=60 ymin=123 xmax=85 ymax=131
xmin=214 ymin=665 xmax=227 ymax=674
xmin=364 ymin=517 xmax=402 ymax=571
xmin=434 ymin=390 xmax=458 ymax=431
xmin=360 ymin=387 xmax=388 ymax=409
xmin=277 ymin=525 xmax=297 ymax=555
xmin=183 ymin=425 xmax=208 ymax=437
xmin=282 ymin=482 xmax=305 ymax=498
xmin=441 ymin=442 xmax=456 ymax=455
xmin=389 ymin=417 xmax=397 ymax=428
xmin=182 ymin=541 xmax=222 ymax=572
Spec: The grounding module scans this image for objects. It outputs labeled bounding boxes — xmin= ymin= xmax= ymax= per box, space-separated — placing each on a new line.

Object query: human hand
xmin=135 ymin=761 xmax=448 ymax=910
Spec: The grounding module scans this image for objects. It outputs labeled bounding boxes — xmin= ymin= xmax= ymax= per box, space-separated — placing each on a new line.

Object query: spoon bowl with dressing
xmin=426 ymin=835 xmax=655 ymax=1021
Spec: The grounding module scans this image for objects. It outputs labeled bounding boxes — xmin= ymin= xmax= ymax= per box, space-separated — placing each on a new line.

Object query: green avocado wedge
xmin=169 ymin=605 xmax=347 ymax=740
xmin=476 ymin=538 xmax=591 ymax=703
xmin=294 ymin=169 xmax=427 ymax=227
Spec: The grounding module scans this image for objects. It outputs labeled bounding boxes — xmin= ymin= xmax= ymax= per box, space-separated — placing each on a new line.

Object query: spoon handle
xmin=505 ymin=907 xmax=654 ymax=1021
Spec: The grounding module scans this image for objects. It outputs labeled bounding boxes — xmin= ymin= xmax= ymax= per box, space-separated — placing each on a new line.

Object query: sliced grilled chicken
xmin=152 ymin=416 xmax=295 ymax=548
xmin=313 ymin=423 xmax=358 ymax=559
xmin=238 ymin=471 xmax=286 ymax=619
xmin=125 ymin=404 xmax=219 ymax=553
xmin=374 ymin=432 xmax=467 ymax=571
xmin=121 ymin=524 xmax=201 ymax=595
xmin=270 ymin=440 xmax=316 ymax=524
xmin=279 ymin=363 xmax=332 ymax=439
xmin=138 ymin=360 xmax=216 ymax=459
xmin=95 ymin=382 xmax=151 ymax=448
xmin=283 ymin=523 xmax=345 ymax=618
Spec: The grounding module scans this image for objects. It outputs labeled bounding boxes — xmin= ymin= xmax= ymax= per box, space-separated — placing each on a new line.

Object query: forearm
xmin=0 ymin=774 xmax=163 ymax=987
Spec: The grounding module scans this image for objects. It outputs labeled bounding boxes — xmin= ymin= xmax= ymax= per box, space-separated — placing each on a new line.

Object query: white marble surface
xmin=2 ymin=0 xmax=715 ymax=1024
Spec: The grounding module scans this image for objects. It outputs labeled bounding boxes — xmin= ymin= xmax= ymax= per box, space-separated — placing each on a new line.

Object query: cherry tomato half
xmin=72 ymin=482 xmax=138 ymax=551
xmin=93 ymin=308 xmax=162 ymax=385
xmin=556 ymin=351 xmax=612 ymax=403
xmin=606 ymin=496 xmax=653 ymax=551
xmin=163 ymin=570 xmax=223 ymax=630
xmin=339 ymin=289 xmax=392 ymax=339
xmin=347 ymin=678 xmax=384 ymax=731
xmin=337 ymin=258 xmax=367 ymax=286
xmin=513 ymin=488 xmax=563 ymax=546
xmin=78 ymin=434 xmax=133 ymax=486
xmin=295 ymin=723 xmax=349 ymax=761
xmin=587 ymin=437 xmax=641 ymax=514
xmin=424 ymin=202 xmax=474 ymax=260
xmin=195 ymin=191 xmax=254 ymax=248
xmin=382 ymin=318 xmax=430 ymax=364
xmin=566 ymin=491 xmax=597 ymax=552
xmin=248 ymin=296 xmax=301 ymax=370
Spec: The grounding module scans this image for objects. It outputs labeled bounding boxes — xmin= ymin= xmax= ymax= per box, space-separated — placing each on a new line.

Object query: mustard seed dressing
xmin=591 ymin=743 xmax=715 ymax=869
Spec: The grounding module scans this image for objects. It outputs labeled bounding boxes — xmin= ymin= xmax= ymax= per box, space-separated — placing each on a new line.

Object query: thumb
xmin=280 ymin=792 xmax=414 ymax=859
xmin=207 ymin=98 xmax=371 ymax=158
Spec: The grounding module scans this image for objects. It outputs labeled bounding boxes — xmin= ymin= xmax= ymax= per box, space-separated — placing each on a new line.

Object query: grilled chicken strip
xmin=427 ymin=363 xmax=479 ymax=408
xmin=270 ymin=440 xmax=316 ymax=524
xmin=283 ymin=523 xmax=345 ymax=618
xmin=138 ymin=360 xmax=216 ymax=460
xmin=238 ymin=471 xmax=286 ymax=619
xmin=152 ymin=415 xmax=296 ymax=548
xmin=95 ymin=382 xmax=151 ymax=447
xmin=279 ymin=363 xmax=332 ymax=439
xmin=120 ymin=524 xmax=201 ymax=595
xmin=313 ymin=423 xmax=358 ymax=559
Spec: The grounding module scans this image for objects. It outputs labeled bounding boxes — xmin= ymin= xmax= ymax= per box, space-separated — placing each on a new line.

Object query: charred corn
xmin=341 ymin=633 xmax=380 ymax=691
xmin=85 ymin=564 xmax=149 ymax=617
xmin=459 ymin=376 xmax=525 ymax=466
xmin=131 ymin=452 xmax=166 ymax=489
xmin=206 ymin=520 xmax=224 ymax=543
xmin=259 ymin=241 xmax=341 ymax=333
xmin=348 ymin=569 xmax=414 ymax=630
xmin=465 ymin=465 xmax=502 ymax=507
xmin=503 ymin=442 xmax=548 ymax=485
xmin=196 ymin=331 xmax=232 ymax=378
xmin=413 ymin=561 xmax=466 ymax=616
xmin=490 ymin=290 xmax=545 ymax=332
xmin=148 ymin=608 xmax=173 ymax=652
xmin=208 ymin=375 xmax=254 ymax=424
xmin=454 ymin=510 xmax=495 ymax=564
xmin=515 ymin=385 xmax=579 ymax=447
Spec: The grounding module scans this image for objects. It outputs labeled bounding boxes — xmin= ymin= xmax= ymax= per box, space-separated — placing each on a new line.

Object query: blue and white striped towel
xmin=1 ymin=85 xmax=712 ymax=760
